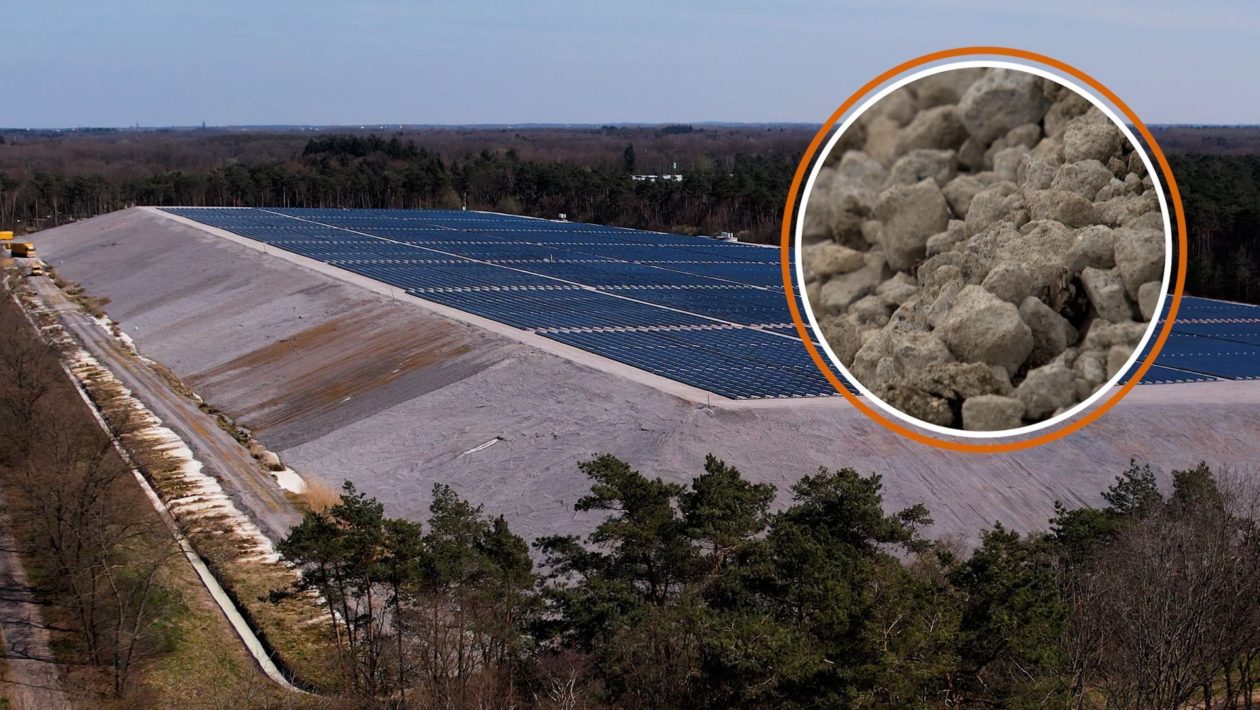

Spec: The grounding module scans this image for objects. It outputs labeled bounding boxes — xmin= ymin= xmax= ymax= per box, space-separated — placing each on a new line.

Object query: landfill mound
xmin=32 ymin=208 xmax=1253 ymax=543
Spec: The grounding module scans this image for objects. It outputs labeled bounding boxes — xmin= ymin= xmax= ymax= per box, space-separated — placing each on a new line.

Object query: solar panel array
xmin=1128 ymin=296 xmax=1260 ymax=384
xmin=161 ymin=207 xmax=1255 ymax=398
xmin=162 ymin=207 xmax=837 ymax=400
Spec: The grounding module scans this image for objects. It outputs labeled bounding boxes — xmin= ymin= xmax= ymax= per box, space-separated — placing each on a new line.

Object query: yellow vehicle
xmin=11 ymin=242 xmax=36 ymax=258
xmin=0 ymin=231 xmax=13 ymax=242
xmin=27 ymin=263 xmax=44 ymax=277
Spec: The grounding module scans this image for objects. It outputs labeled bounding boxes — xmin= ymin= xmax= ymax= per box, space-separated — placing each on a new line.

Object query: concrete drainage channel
xmin=12 ymin=286 xmax=314 ymax=696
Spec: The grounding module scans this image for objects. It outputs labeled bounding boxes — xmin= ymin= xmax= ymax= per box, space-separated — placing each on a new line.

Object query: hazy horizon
xmin=8 ymin=1 xmax=1259 ymax=128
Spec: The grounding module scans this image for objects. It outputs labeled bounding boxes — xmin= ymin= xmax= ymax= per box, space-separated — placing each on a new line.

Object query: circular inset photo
xmin=796 ymin=62 xmax=1171 ymax=435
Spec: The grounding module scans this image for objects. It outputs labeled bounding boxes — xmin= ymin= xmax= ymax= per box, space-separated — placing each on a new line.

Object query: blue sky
xmin=4 ymin=0 xmax=1256 ymax=127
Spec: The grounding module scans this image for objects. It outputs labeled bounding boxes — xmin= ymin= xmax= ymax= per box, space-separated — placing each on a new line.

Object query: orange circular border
xmin=781 ymin=46 xmax=1187 ymax=453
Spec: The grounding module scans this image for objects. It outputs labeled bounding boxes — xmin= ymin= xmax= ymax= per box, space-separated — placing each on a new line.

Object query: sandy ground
xmin=33 ymin=208 xmax=1260 ymax=544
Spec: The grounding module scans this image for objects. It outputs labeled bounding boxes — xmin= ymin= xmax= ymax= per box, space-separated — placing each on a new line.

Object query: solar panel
xmin=163 ymin=206 xmax=847 ymax=399
xmin=162 ymin=207 xmax=1256 ymax=399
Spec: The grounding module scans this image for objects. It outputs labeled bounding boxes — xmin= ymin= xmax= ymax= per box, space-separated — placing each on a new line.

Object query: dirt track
xmin=31 ymin=277 xmax=302 ymax=542
xmin=0 ymin=510 xmax=72 ymax=710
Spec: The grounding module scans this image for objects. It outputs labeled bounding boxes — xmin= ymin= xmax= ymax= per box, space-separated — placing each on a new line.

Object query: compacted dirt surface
xmin=31 ymin=277 xmax=302 ymax=542
xmin=802 ymin=67 xmax=1166 ymax=431
xmin=30 ymin=209 xmax=1252 ymax=547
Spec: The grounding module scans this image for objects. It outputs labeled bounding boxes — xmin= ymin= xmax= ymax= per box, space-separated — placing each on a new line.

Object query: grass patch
xmin=17 ymin=279 xmax=341 ymax=695
xmin=297 ymin=476 xmax=343 ymax=514
xmin=86 ymin=359 xmax=342 ymax=691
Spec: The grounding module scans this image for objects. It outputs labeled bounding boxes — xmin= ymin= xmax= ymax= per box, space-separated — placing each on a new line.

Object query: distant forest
xmin=0 ymin=125 xmax=810 ymax=244
xmin=1 ymin=125 xmax=1259 ymax=302
xmin=1166 ymin=153 xmax=1260 ymax=302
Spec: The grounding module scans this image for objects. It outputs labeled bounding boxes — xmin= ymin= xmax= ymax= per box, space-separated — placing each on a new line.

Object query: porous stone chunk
xmin=1094 ymin=192 xmax=1160 ymax=228
xmin=819 ymin=259 xmax=888 ymax=312
xmin=1017 ymin=156 xmax=1057 ymax=190
xmin=994 ymin=220 xmax=1077 ymax=306
xmin=806 ymin=280 xmax=821 ymax=307
xmin=888 ymin=149 xmax=958 ymax=187
xmin=1080 ymin=267 xmax=1134 ymax=323
xmin=1114 ymin=227 xmax=1164 ymax=299
xmin=913 ymin=68 xmax=986 ymax=109
xmin=925 ymin=221 xmax=967 ymax=256
xmin=851 ymin=330 xmax=892 ymax=380
xmin=1068 ymin=225 xmax=1116 ymax=270
xmin=1137 ymin=281 xmax=1162 ymax=321
xmin=1031 ymin=137 xmax=1065 ymax=165
xmin=957 ymin=137 xmax=985 ymax=171
xmin=981 ymin=261 xmax=1034 ymax=304
xmin=867 ymin=88 xmax=917 ymax=126
xmin=1064 ymin=116 xmax=1124 ymax=163
xmin=876 ymin=272 xmax=919 ymax=307
xmin=875 ymin=179 xmax=950 ymax=271
xmin=1074 ymin=349 xmax=1107 ymax=386
xmin=962 ymin=394 xmax=1025 ymax=431
xmin=880 ymin=386 xmax=954 ymax=426
xmin=861 ymin=115 xmax=901 ymax=166
xmin=939 ymin=285 xmax=1034 ymax=376
xmin=913 ymin=361 xmax=1013 ymax=400
xmin=965 ymin=182 xmax=1026 ymax=235
xmin=860 ymin=219 xmax=882 ymax=246
xmin=1019 ymin=296 xmax=1077 ymax=367
xmin=836 ymin=150 xmax=889 ymax=190
xmin=1003 ymin=124 xmax=1043 ymax=150
xmin=992 ymin=146 xmax=1030 ymax=182
xmin=895 ymin=105 xmax=968 ymax=156
xmin=1015 ymin=364 xmax=1077 ymax=419
xmin=1095 ymin=177 xmax=1128 ymax=201
xmin=927 ymin=281 xmax=963 ymax=330
xmin=959 ymin=69 xmax=1051 ymax=144
xmin=1129 ymin=208 xmax=1164 ymax=231
xmin=890 ymin=331 xmax=954 ymax=372
xmin=819 ymin=314 xmax=863 ymax=363
xmin=942 ymin=175 xmax=985 ymax=218
xmin=804 ymin=242 xmax=865 ymax=280
xmin=1044 ymin=91 xmax=1093 ymax=138
xmin=1081 ymin=320 xmax=1147 ymax=351
xmin=1025 ymin=189 xmax=1098 ymax=227
xmin=1051 ymin=159 xmax=1114 ymax=200
xmin=849 ymin=295 xmax=891 ymax=327
xmin=1106 ymin=344 xmax=1132 ymax=379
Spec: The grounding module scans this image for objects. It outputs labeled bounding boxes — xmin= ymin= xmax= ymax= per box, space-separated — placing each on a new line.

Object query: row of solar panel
xmin=198 ymin=207 xmax=780 ymax=262
xmin=165 ymin=208 xmax=1260 ymax=396
xmin=545 ymin=330 xmax=838 ymax=398
xmin=168 ymin=208 xmax=790 ymax=324
xmin=164 ymin=207 xmax=827 ymax=399
xmin=1124 ymin=296 xmax=1260 ymax=384
xmin=185 ymin=211 xmax=782 ymax=287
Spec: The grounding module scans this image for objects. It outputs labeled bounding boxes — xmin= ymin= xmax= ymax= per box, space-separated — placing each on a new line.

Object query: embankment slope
xmin=34 ymin=208 xmax=1255 ymax=542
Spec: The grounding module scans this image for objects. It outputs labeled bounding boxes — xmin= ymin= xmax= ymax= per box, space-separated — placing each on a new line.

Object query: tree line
xmin=279 ymin=453 xmax=1260 ymax=708
xmin=0 ymin=128 xmax=806 ymax=244
xmin=1168 ymin=153 xmax=1260 ymax=302
xmin=3 ymin=129 xmax=1260 ymax=303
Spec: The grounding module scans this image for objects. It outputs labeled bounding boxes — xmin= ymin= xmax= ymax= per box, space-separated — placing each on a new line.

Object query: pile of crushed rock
xmin=801 ymin=68 xmax=1165 ymax=431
